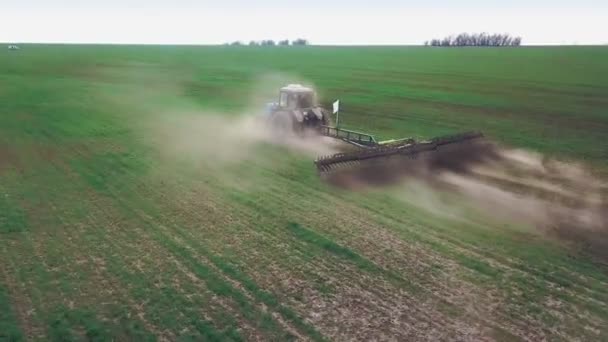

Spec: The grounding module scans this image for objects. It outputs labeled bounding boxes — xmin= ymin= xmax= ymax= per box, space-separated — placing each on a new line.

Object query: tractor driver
xmin=287 ymin=93 xmax=298 ymax=109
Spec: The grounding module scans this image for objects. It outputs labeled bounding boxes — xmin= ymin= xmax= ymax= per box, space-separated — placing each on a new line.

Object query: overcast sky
xmin=2 ymin=1 xmax=607 ymax=45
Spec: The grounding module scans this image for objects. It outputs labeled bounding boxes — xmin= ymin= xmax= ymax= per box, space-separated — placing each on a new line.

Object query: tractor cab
xmin=265 ymin=84 xmax=330 ymax=132
xmin=279 ymin=84 xmax=316 ymax=110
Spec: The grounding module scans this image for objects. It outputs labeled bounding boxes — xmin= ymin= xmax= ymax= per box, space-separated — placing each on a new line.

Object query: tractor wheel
xmin=321 ymin=108 xmax=332 ymax=126
xmin=270 ymin=111 xmax=296 ymax=136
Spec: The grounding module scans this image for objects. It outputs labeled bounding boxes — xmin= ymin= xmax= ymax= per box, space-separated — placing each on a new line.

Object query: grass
xmin=286 ymin=222 xmax=421 ymax=292
xmin=0 ymin=284 xmax=24 ymax=341
xmin=0 ymin=44 xmax=607 ymax=341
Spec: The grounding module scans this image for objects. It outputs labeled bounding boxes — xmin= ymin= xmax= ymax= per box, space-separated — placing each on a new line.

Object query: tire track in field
xmin=383 ymin=209 xmax=608 ymax=311
xmin=0 ymin=203 xmax=76 ymax=338
xmin=124 ymin=206 xmax=301 ymax=341
xmin=9 ymin=158 xmax=163 ymax=340
xmin=209 ymin=174 xmax=504 ymax=336
xmin=50 ymin=144 xmax=194 ymax=340
xmin=80 ymin=163 xmax=303 ymax=340
xmin=80 ymin=199 xmax=242 ymax=341
xmin=278 ymin=213 xmax=512 ymax=340
xmin=35 ymin=142 xmax=242 ymax=340
xmin=166 ymin=232 xmax=311 ymax=342
xmin=311 ymin=207 xmax=556 ymax=340
xmin=388 ymin=200 xmax=608 ymax=299
xmin=63 ymin=144 xmax=266 ymax=340
xmin=133 ymin=205 xmax=303 ymax=341
xmin=0 ymin=133 xmax=94 ymax=339
xmin=334 ymin=184 xmax=608 ymax=301
xmin=326 ymin=207 xmax=588 ymax=336
xmin=169 ymin=157 xmax=604 ymax=340
xmin=90 ymin=153 xmax=330 ymax=341
xmin=0 ymin=244 xmax=31 ymax=340
xmin=47 ymin=196 xmax=164 ymax=340
xmin=405 ymin=227 xmax=608 ymax=341
xmin=162 ymin=252 xmax=268 ymax=341
xmin=0 ymin=179 xmax=42 ymax=339
xmin=364 ymin=214 xmax=592 ymax=339
xmin=129 ymin=174 xmax=352 ymax=340
xmin=118 ymin=188 xmax=325 ymax=342
xmin=147 ymin=175 xmax=495 ymax=341
xmin=209 ymin=165 xmax=604 ymax=340
xmin=359 ymin=201 xmax=608 ymax=340
xmin=177 ymin=178 xmax=494 ymax=340
xmin=153 ymin=202 xmax=452 ymax=340
xmin=0 ymin=196 xmax=109 ymax=339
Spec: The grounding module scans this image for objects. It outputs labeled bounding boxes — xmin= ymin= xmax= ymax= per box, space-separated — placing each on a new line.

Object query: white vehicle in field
xmin=8 ymin=45 xmax=20 ymax=50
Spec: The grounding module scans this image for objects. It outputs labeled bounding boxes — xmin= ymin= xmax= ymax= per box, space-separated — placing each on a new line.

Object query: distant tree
xmin=292 ymin=38 xmax=309 ymax=46
xmin=233 ymin=38 xmax=311 ymax=46
xmin=425 ymin=33 xmax=521 ymax=47
xmin=512 ymin=37 xmax=522 ymax=46
xmin=261 ymin=40 xmax=276 ymax=46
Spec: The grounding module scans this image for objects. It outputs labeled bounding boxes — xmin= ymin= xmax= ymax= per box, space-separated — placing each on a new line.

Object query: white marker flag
xmin=332 ymin=99 xmax=340 ymax=114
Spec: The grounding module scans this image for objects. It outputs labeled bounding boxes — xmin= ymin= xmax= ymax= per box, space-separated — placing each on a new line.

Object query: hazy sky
xmin=2 ymin=1 xmax=607 ymax=45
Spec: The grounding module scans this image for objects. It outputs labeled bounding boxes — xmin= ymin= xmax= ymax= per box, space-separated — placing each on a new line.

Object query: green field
xmin=1 ymin=45 xmax=608 ymax=341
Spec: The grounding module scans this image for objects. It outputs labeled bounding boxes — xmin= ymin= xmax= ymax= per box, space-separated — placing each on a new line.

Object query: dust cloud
xmin=149 ymin=111 xmax=339 ymax=166
xmin=113 ymin=71 xmax=342 ymax=192
xmin=325 ymin=139 xmax=608 ymax=259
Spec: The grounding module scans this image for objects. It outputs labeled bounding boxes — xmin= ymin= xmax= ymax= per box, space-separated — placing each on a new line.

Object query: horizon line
xmin=3 ymin=42 xmax=608 ymax=47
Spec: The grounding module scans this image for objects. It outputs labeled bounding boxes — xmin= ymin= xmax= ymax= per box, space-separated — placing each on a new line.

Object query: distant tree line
xmin=227 ymin=38 xmax=309 ymax=46
xmin=425 ymin=33 xmax=522 ymax=47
